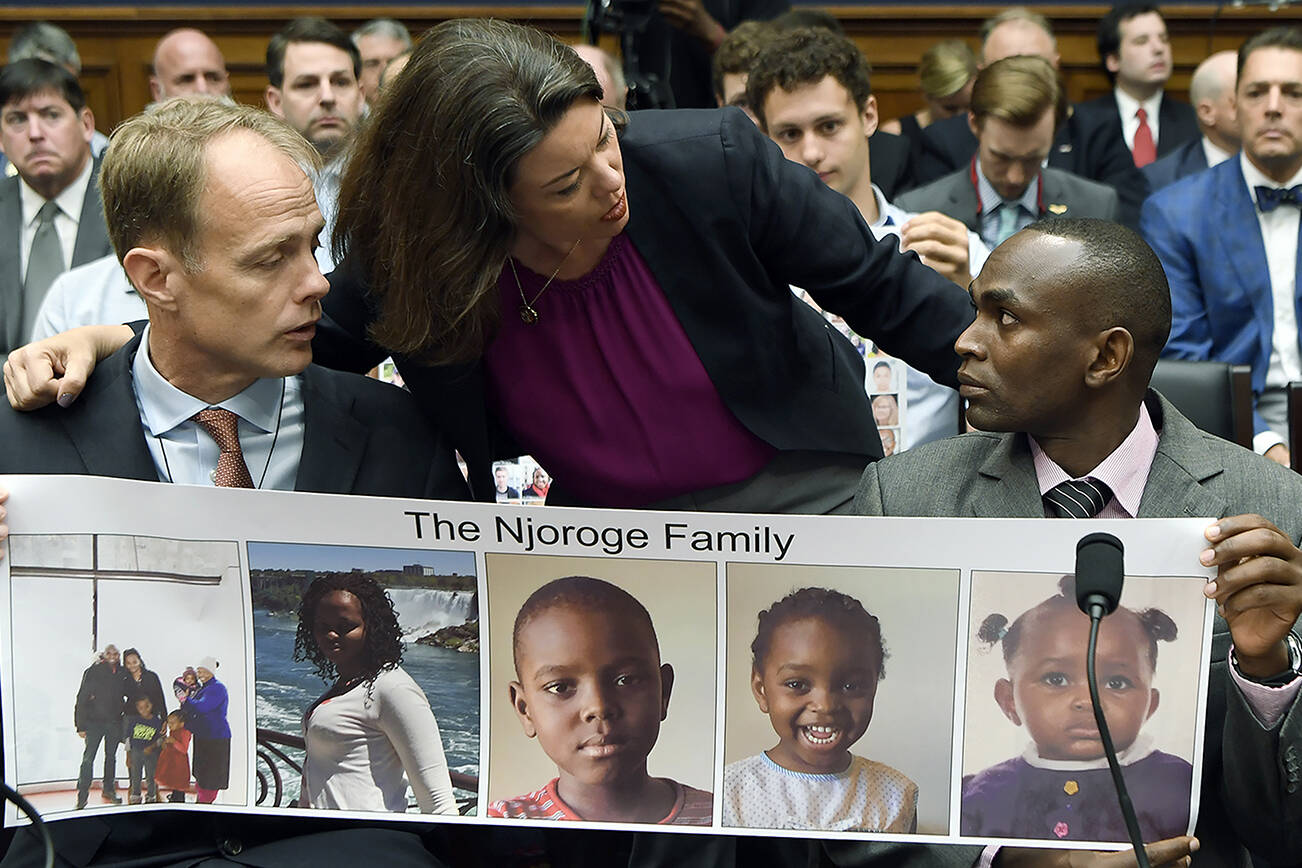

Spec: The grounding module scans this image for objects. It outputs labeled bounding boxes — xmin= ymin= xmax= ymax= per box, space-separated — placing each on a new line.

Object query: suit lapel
xmin=60 ymin=336 xmax=158 ymax=479
xmin=1136 ymin=394 xmax=1227 ymax=518
xmin=296 ymin=366 xmax=368 ymax=494
xmin=973 ymin=434 xmax=1046 ymax=517
xmin=945 ymin=170 xmax=981 ymax=233
xmin=71 ymin=160 xmax=111 ymax=266
xmin=1180 ymin=139 xmax=1208 ymax=178
xmin=1212 ymin=162 xmax=1274 ymax=354
xmin=0 ymin=178 xmax=23 ymax=351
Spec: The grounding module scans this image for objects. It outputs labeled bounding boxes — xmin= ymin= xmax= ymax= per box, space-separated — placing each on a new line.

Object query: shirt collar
xmin=1201 ymin=136 xmax=1234 ymax=169
xmin=132 ymin=324 xmax=285 ymax=437
xmin=976 ymin=163 xmax=1038 ymax=215
xmin=1241 ymin=150 xmax=1302 ymax=197
xmin=872 ymin=184 xmax=911 ymax=230
xmin=1027 ymin=401 xmax=1159 ymax=518
xmin=19 ymin=155 xmax=92 ymax=228
xmin=1114 ymin=88 xmax=1163 ymax=126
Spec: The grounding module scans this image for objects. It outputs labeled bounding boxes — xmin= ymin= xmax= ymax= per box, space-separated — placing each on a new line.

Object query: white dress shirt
xmin=1239 ymin=153 xmax=1302 ymax=454
xmin=1202 ymin=136 xmax=1234 ymax=169
xmin=131 ymin=324 xmax=306 ymax=490
xmin=1115 ymin=88 xmax=1164 ymax=154
xmin=18 ymin=157 xmax=92 ymax=277
xmin=29 ymin=252 xmax=145 ymax=342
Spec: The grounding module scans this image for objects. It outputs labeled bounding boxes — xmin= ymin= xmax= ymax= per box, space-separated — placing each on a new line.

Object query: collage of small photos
xmin=0 ymin=481 xmax=1216 ymax=850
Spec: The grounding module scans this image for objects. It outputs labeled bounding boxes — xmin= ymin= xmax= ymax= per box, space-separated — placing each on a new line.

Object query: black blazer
xmin=1142 ymin=136 xmax=1212 ymax=193
xmin=1073 ymin=92 xmax=1200 ymax=159
xmin=868 ymin=130 xmax=916 ymax=200
xmin=0 ymin=332 xmax=469 ymax=501
xmin=0 ymin=159 xmax=113 ymax=353
xmin=317 ymin=108 xmax=974 ymax=502
xmin=914 ymin=107 xmax=1151 ymax=228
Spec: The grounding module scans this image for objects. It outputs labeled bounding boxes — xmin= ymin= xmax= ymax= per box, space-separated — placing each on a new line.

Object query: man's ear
xmin=994 ymin=678 xmax=1021 ymax=725
xmin=79 ymin=106 xmax=94 ymax=145
xmin=658 ymin=663 xmax=675 ymax=721
xmin=1084 ymin=326 xmax=1134 ymax=389
xmin=508 ymin=681 xmax=537 ymax=739
xmin=1105 ymin=53 xmax=1121 ymax=76
xmin=750 ymin=668 xmax=770 ymax=714
xmin=265 ymin=85 xmax=284 ymax=118
xmin=122 ymin=247 xmax=182 ymax=313
xmin=862 ymin=94 xmax=880 ymax=138
xmin=149 ymin=76 xmax=164 ymax=104
xmin=968 ymin=111 xmax=980 ymax=140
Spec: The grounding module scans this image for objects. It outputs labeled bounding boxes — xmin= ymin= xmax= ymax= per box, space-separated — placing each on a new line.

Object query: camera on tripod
xmin=584 ymin=0 xmax=676 ymax=109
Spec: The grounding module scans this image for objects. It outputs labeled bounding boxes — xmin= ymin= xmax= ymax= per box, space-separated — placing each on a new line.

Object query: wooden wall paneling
xmin=0 ymin=6 xmax=1295 ymax=131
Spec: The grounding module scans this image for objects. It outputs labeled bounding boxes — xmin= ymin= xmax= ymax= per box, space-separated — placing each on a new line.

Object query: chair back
xmin=1149 ymin=359 xmax=1253 ymax=448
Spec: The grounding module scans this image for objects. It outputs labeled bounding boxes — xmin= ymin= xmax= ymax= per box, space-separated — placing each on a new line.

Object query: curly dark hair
xmin=751 ymin=586 xmax=887 ymax=679
xmin=977 ymin=574 xmax=1177 ymax=670
xmin=293 ymin=574 xmax=405 ymax=683
xmin=745 ymin=27 xmax=872 ymax=130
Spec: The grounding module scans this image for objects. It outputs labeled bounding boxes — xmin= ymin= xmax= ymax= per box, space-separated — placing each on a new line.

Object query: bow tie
xmin=1255 ymin=185 xmax=1302 ymax=212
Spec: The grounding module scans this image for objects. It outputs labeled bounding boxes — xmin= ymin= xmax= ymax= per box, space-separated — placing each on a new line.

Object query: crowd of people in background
xmin=0 ymin=2 xmax=1299 ymax=867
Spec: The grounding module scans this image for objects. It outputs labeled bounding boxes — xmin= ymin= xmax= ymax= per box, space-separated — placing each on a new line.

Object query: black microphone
xmin=1075 ymin=532 xmax=1150 ymax=868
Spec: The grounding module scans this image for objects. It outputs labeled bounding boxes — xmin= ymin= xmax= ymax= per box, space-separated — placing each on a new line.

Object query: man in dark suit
xmin=899 ymin=56 xmax=1118 ymax=250
xmin=854 ymin=217 xmax=1302 ymax=868
xmin=915 ymin=8 xmax=1149 ymax=228
xmin=0 ymin=58 xmax=111 ymax=354
xmin=1073 ymin=3 xmax=1198 ymax=170
xmin=1143 ymin=50 xmax=1241 ymax=193
xmin=1141 ymin=27 xmax=1302 ymax=469
xmin=0 ymin=97 xmax=466 ymax=868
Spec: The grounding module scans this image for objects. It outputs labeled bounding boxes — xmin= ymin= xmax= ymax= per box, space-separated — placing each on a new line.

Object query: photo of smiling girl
xmin=961 ymin=572 xmax=1204 ymax=843
xmin=723 ymin=563 xmax=958 ymax=834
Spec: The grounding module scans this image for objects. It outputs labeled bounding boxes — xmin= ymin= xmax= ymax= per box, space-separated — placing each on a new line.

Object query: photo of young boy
xmin=961 ymin=571 xmax=1208 ymax=844
xmin=485 ymin=554 xmax=716 ymax=825
xmin=724 ymin=563 xmax=961 ymax=835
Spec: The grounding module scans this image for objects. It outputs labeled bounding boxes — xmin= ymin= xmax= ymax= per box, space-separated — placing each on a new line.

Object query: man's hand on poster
xmin=1202 ymin=514 xmax=1302 ymax=677
xmin=901 ymin=211 xmax=973 ymax=288
xmin=994 ymin=836 xmax=1198 ymax=867
xmin=658 ymin=0 xmax=727 ymax=49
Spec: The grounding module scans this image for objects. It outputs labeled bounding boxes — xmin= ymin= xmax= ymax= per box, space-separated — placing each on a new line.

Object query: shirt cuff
xmin=1253 ymin=430 xmax=1286 ymax=455
xmin=977 ymin=844 xmax=1001 ymax=868
xmin=1229 ymin=643 xmax=1302 ymax=729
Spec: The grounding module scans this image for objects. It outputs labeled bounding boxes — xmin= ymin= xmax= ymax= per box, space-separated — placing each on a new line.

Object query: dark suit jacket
xmin=868 ymin=130 xmax=916 ymax=201
xmin=1074 ymin=92 xmax=1200 ymax=160
xmin=853 ymin=392 xmax=1302 ymax=868
xmin=915 ymin=108 xmax=1150 ymax=229
xmin=317 ymin=108 xmax=974 ymax=502
xmin=1142 ymin=137 xmax=1211 ymax=193
xmin=0 ymin=332 xmax=469 ymax=501
xmin=1140 ymin=157 xmax=1290 ymax=440
xmin=895 ymin=165 xmax=1120 ymax=234
xmin=0 ymin=159 xmax=113 ymax=353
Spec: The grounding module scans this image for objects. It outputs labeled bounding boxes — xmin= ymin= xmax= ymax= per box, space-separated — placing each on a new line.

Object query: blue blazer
xmin=1140 ymin=156 xmax=1298 ymax=438
xmin=1142 ymin=137 xmax=1211 ymax=193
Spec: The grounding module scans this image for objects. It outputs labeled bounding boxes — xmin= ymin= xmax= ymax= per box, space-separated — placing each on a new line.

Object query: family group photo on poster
xmin=0 ymin=475 xmax=1217 ymax=851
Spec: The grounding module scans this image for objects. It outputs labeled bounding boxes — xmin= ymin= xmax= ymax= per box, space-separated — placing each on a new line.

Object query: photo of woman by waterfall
xmin=250 ymin=543 xmax=479 ymax=814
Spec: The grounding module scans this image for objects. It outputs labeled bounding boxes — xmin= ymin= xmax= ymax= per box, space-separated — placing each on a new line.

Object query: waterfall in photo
xmin=387 ymin=588 xmax=476 ymax=641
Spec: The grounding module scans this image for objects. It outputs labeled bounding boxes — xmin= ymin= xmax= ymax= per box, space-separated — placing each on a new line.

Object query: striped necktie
xmin=1043 ymin=478 xmax=1112 ymax=519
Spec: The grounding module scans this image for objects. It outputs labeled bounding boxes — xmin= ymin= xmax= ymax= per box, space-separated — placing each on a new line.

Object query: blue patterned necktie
xmin=1255 ymin=185 xmax=1302 ymax=213
xmin=1043 ymin=478 xmax=1113 ymax=519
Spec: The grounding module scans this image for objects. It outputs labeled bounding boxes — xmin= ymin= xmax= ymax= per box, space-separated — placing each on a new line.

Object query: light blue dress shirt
xmin=975 ymin=167 xmax=1039 ymax=250
xmin=130 ymin=325 xmax=306 ymax=490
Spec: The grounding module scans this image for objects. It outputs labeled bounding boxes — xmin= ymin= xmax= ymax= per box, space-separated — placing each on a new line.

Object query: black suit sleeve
xmin=724 ymin=111 xmax=972 ymax=387
xmin=315 ymin=255 xmax=391 ymax=375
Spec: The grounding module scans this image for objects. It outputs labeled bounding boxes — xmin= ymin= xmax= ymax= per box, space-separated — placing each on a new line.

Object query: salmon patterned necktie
xmin=192 ymin=408 xmax=254 ymax=488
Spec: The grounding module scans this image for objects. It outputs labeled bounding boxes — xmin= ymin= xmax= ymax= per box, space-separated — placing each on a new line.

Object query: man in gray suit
xmin=898 ymin=56 xmax=1119 ymax=251
xmin=855 ymin=218 xmax=1302 ymax=868
xmin=0 ymin=58 xmax=111 ymax=353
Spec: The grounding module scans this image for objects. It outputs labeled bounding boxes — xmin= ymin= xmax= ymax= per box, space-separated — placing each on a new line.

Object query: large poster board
xmin=0 ymin=475 xmax=1216 ymax=851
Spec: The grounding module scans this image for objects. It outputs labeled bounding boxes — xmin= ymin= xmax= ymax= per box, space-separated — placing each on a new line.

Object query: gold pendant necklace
xmin=510 ymin=240 xmax=580 ymax=324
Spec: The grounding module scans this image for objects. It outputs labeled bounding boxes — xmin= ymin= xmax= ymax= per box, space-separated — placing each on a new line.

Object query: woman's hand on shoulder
xmin=4 ymin=324 xmax=133 ymax=411
xmin=994 ymin=837 xmax=1198 ymax=868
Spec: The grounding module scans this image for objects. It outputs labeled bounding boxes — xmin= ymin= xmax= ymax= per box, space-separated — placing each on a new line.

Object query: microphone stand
xmin=1076 ymin=532 xmax=1150 ymax=868
xmin=0 ymin=780 xmax=54 ymax=868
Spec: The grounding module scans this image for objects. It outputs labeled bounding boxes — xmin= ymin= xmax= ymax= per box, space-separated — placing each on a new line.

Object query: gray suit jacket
xmin=896 ymin=165 xmax=1120 ymax=236
xmin=0 ymin=159 xmax=113 ymax=353
xmin=853 ymin=392 xmax=1302 ymax=868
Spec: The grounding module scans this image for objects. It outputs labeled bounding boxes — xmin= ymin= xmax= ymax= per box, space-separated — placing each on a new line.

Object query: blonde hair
xmin=969 ymin=54 xmax=1066 ymax=133
xmin=99 ymin=97 xmax=320 ymax=270
xmin=919 ymin=40 xmax=977 ymax=100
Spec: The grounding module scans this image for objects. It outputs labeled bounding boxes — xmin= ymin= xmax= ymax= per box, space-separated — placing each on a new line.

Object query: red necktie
xmin=193 ymin=408 xmax=254 ymax=488
xmin=1132 ymin=107 xmax=1156 ymax=168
